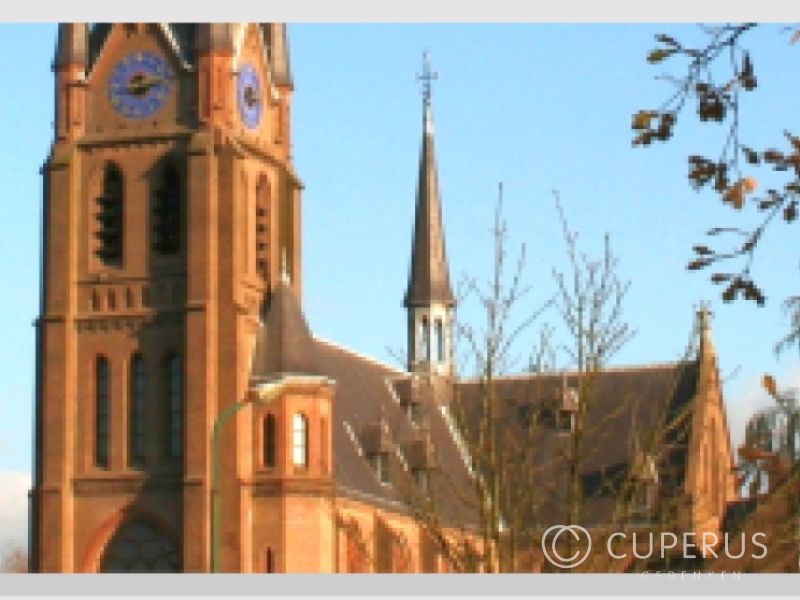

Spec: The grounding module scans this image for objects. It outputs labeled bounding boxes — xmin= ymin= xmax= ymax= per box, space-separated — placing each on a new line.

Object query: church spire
xmin=404 ymin=52 xmax=455 ymax=310
xmin=405 ymin=52 xmax=455 ymax=376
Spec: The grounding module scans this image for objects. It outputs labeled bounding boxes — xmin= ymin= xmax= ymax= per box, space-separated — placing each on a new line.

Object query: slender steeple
xmin=405 ymin=52 xmax=455 ymax=376
xmin=404 ymin=52 xmax=455 ymax=309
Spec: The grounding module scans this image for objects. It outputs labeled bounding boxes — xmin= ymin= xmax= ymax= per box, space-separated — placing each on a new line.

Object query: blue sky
xmin=1 ymin=23 xmax=799 ymax=547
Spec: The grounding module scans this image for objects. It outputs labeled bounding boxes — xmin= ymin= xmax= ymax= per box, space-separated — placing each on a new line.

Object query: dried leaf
xmin=687 ymin=258 xmax=711 ymax=270
xmin=632 ymin=110 xmax=656 ymax=131
xmin=762 ymin=374 xmax=778 ymax=398
xmin=784 ymin=201 xmax=797 ymax=222
xmin=741 ymin=146 xmax=760 ymax=165
xmin=784 ymin=130 xmax=800 ymax=151
xmin=656 ymin=34 xmax=680 ymax=47
xmin=723 ymin=181 xmax=746 ymax=209
xmin=647 ymin=48 xmax=675 ymax=64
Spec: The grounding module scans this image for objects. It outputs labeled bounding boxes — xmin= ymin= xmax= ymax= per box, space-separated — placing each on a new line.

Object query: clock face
xmin=237 ymin=63 xmax=263 ymax=129
xmin=108 ymin=52 xmax=173 ymax=119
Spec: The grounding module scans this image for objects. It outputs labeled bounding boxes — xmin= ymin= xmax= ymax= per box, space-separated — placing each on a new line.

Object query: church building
xmin=30 ymin=23 xmax=739 ymax=573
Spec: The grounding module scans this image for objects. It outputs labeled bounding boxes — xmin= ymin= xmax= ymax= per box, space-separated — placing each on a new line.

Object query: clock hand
xmin=243 ymin=85 xmax=260 ymax=108
xmin=126 ymin=74 xmax=169 ymax=96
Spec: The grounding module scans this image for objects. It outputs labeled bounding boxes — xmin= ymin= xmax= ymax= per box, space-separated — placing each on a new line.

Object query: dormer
xmin=360 ymin=419 xmax=393 ymax=485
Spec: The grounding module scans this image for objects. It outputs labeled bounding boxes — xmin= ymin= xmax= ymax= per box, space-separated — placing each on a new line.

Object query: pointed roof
xmin=250 ymin=281 xmax=318 ymax=380
xmin=262 ymin=23 xmax=293 ymax=88
xmin=196 ymin=23 xmax=236 ymax=53
xmin=54 ymin=24 xmax=88 ymax=70
xmin=404 ymin=81 xmax=455 ymax=308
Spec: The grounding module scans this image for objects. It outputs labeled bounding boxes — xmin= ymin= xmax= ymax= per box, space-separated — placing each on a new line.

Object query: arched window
xmin=420 ymin=317 xmax=430 ymax=362
xmin=95 ymin=163 xmax=124 ymax=267
xmin=434 ymin=319 xmax=444 ymax=362
xmin=255 ymin=175 xmax=270 ymax=279
xmin=263 ymin=413 xmax=276 ymax=468
xmin=165 ymin=354 xmax=183 ymax=460
xmin=99 ymin=519 xmax=180 ymax=572
xmin=292 ymin=413 xmax=309 ymax=468
xmin=129 ymin=354 xmax=147 ymax=467
xmin=152 ymin=162 xmax=181 ymax=255
xmin=265 ymin=547 xmax=274 ymax=573
xmin=95 ymin=356 xmax=110 ymax=468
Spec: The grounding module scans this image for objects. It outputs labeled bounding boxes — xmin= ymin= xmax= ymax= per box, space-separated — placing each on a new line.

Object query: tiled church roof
xmin=309 ymin=328 xmax=700 ymax=528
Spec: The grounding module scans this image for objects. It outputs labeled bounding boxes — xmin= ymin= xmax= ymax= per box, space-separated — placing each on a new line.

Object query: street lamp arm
xmin=210 ymin=378 xmax=286 ymax=572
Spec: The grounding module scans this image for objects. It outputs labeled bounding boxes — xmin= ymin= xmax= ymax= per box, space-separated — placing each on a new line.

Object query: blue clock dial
xmin=237 ymin=64 xmax=263 ymax=129
xmin=108 ymin=52 xmax=173 ymax=119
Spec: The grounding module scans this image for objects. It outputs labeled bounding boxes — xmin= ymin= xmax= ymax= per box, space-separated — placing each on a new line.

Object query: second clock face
xmin=237 ymin=63 xmax=263 ymax=129
xmin=108 ymin=52 xmax=173 ymax=119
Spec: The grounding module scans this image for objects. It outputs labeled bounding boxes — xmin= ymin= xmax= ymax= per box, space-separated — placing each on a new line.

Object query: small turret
xmin=54 ymin=24 xmax=88 ymax=71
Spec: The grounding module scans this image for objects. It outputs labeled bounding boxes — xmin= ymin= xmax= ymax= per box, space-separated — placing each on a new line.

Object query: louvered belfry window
xmin=152 ymin=162 xmax=181 ymax=255
xmin=255 ymin=176 xmax=270 ymax=279
xmin=95 ymin=164 xmax=124 ymax=266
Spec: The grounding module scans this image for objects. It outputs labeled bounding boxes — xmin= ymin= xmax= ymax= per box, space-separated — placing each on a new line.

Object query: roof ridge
xmin=458 ymin=360 xmax=694 ymax=383
xmin=313 ymin=336 xmax=407 ymax=375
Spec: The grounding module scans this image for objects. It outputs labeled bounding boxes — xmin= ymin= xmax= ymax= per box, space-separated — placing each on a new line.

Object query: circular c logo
xmin=541 ymin=525 xmax=592 ymax=569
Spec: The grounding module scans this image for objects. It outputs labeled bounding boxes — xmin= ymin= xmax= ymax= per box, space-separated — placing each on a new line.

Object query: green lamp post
xmin=210 ymin=378 xmax=286 ymax=573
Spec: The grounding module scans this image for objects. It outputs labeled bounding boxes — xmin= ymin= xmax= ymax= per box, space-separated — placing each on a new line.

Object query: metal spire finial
xmin=697 ymin=301 xmax=713 ymax=333
xmin=417 ymin=51 xmax=438 ymax=107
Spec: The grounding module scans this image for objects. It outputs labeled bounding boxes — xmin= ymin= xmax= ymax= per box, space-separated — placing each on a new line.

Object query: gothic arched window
xmin=265 ymin=547 xmax=274 ymax=573
xmin=434 ymin=319 xmax=444 ymax=362
xmin=95 ymin=163 xmax=124 ymax=267
xmin=292 ymin=413 xmax=309 ymax=468
xmin=152 ymin=162 xmax=181 ymax=255
xmin=95 ymin=356 xmax=110 ymax=468
xmin=164 ymin=354 xmax=183 ymax=460
xmin=129 ymin=354 xmax=147 ymax=467
xmin=99 ymin=519 xmax=180 ymax=572
xmin=420 ymin=317 xmax=430 ymax=362
xmin=263 ymin=413 xmax=276 ymax=468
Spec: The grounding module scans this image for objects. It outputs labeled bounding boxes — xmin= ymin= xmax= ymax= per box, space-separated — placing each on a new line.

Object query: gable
xmin=84 ymin=24 xmax=190 ymax=134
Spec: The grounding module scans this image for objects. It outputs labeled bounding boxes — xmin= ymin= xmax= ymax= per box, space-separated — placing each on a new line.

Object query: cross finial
xmin=417 ymin=51 xmax=437 ymax=107
xmin=697 ymin=301 xmax=713 ymax=332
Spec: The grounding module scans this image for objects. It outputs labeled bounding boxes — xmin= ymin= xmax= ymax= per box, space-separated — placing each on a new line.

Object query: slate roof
xmin=313 ymin=338 xmax=477 ymax=525
xmin=247 ymin=257 xmax=701 ymax=532
xmin=309 ymin=328 xmax=700 ymax=528
xmin=393 ymin=362 xmax=699 ymax=528
xmin=250 ymin=282 xmax=319 ymax=379
xmin=404 ymin=104 xmax=456 ymax=309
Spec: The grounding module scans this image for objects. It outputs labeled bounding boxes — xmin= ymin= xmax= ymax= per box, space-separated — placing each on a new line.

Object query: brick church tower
xmin=31 ymin=23 xmax=314 ymax=572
